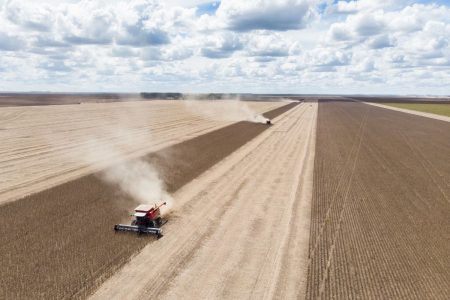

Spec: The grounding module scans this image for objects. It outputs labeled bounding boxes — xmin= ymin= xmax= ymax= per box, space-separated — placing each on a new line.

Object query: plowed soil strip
xmin=0 ymin=102 xmax=297 ymax=300
xmin=306 ymin=100 xmax=450 ymax=299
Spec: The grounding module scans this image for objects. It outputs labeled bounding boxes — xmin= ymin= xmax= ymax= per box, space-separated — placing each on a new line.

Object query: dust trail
xmin=83 ymin=138 xmax=173 ymax=214
xmin=44 ymin=101 xmax=173 ymax=214
xmin=183 ymin=95 xmax=270 ymax=124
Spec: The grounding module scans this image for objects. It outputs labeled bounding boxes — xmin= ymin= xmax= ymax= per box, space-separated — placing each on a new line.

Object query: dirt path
xmin=364 ymin=102 xmax=450 ymax=122
xmin=0 ymin=100 xmax=283 ymax=205
xmin=91 ymin=101 xmax=317 ymax=300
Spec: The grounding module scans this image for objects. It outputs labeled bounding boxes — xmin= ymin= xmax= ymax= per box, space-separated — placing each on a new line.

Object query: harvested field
xmin=0 ymin=93 xmax=131 ymax=107
xmin=0 ymin=102 xmax=298 ymax=299
xmin=92 ymin=101 xmax=317 ymax=300
xmin=0 ymin=100 xmax=284 ymax=205
xmin=306 ymin=100 xmax=450 ymax=299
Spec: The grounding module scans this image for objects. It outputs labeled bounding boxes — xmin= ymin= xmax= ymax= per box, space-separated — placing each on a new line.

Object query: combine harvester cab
xmin=114 ymin=202 xmax=167 ymax=239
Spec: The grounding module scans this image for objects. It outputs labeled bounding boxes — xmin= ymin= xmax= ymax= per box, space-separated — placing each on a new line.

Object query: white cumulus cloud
xmin=0 ymin=0 xmax=448 ymax=95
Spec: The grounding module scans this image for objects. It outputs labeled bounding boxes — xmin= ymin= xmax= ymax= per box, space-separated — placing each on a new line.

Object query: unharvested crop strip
xmin=0 ymin=102 xmax=298 ymax=300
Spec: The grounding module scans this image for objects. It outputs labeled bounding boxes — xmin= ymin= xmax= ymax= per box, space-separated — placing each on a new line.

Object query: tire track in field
xmin=106 ymin=104 xmax=303 ymax=299
xmin=317 ymin=105 xmax=369 ymax=299
xmin=306 ymin=102 xmax=368 ymax=299
xmin=90 ymin=102 xmax=317 ymax=300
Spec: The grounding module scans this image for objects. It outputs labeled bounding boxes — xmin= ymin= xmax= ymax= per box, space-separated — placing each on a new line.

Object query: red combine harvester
xmin=114 ymin=202 xmax=167 ymax=238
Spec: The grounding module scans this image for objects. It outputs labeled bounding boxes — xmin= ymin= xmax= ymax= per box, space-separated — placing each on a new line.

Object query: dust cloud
xmin=83 ymin=138 xmax=173 ymax=214
xmin=183 ymin=95 xmax=270 ymax=124
xmin=42 ymin=96 xmax=269 ymax=214
xmin=44 ymin=102 xmax=173 ymax=214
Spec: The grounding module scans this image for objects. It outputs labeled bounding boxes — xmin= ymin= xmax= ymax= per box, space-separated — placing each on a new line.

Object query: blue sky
xmin=196 ymin=1 xmax=220 ymax=15
xmin=0 ymin=0 xmax=449 ymax=95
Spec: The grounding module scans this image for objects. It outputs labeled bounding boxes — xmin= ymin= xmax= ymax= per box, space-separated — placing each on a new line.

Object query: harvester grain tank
xmin=114 ymin=202 xmax=167 ymax=238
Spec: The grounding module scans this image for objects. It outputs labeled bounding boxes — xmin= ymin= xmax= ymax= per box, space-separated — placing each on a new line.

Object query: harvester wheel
xmin=156 ymin=217 xmax=163 ymax=227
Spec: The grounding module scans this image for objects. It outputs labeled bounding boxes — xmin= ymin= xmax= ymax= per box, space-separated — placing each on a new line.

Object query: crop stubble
xmin=91 ymin=100 xmax=317 ymax=300
xmin=306 ymin=100 xmax=450 ymax=299
xmin=0 ymin=102 xmax=297 ymax=299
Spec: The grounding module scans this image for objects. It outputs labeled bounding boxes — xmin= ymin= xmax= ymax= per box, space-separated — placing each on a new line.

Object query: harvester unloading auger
xmin=114 ymin=202 xmax=167 ymax=238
